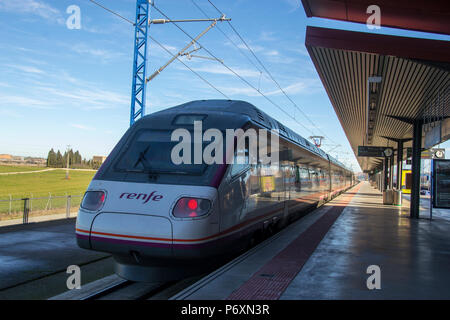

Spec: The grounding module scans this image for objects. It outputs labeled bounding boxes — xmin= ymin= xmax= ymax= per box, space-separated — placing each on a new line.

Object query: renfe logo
xmin=120 ymin=192 xmax=163 ymax=204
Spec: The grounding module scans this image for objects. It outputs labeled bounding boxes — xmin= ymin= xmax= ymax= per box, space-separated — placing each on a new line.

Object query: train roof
xmin=147 ymin=99 xmax=352 ymax=172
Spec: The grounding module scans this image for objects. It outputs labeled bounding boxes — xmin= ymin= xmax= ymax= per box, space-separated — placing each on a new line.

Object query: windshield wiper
xmin=133 ymin=146 xmax=151 ymax=170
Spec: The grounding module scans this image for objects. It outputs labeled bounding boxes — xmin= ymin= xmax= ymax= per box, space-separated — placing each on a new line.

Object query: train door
xmin=219 ymin=143 xmax=250 ymax=232
xmin=282 ymin=163 xmax=296 ymax=219
xmin=299 ymin=166 xmax=311 ymax=195
xmin=309 ymin=167 xmax=320 ymax=197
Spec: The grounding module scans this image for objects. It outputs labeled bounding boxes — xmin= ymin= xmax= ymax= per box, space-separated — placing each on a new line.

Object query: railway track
xmin=77 ymin=276 xmax=202 ymax=300
xmin=0 ymin=255 xmax=114 ymax=300
xmin=60 ymin=209 xmax=313 ymax=300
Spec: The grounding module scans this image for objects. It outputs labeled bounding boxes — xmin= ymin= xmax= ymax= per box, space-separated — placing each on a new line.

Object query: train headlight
xmin=81 ymin=191 xmax=106 ymax=212
xmin=173 ymin=197 xmax=211 ymax=218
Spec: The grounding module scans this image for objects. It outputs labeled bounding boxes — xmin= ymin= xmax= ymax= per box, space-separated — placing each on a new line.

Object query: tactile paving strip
xmin=227 ymin=183 xmax=362 ymax=300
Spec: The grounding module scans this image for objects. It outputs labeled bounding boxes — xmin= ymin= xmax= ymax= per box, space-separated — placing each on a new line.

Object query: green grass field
xmin=0 ymin=165 xmax=46 ymax=173
xmin=0 ymin=169 xmax=96 ymax=217
xmin=0 ymin=169 xmax=95 ymax=199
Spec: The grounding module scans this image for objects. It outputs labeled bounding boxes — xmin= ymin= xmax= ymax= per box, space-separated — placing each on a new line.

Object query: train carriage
xmin=76 ymin=100 xmax=354 ymax=281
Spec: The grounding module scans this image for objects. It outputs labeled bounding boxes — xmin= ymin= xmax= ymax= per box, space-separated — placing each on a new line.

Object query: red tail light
xmin=173 ymin=197 xmax=211 ymax=218
xmin=81 ymin=191 xmax=106 ymax=211
xmin=187 ymin=199 xmax=198 ymax=210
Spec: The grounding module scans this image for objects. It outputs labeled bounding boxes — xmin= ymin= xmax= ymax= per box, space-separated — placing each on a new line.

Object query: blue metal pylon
xmin=130 ymin=0 xmax=150 ymax=126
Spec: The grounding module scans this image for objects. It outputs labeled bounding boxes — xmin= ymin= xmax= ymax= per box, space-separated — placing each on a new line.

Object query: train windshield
xmin=115 ymin=129 xmax=208 ymax=176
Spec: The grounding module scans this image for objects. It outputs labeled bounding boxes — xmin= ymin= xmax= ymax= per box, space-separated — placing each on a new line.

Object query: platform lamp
xmin=365 ymin=76 xmax=382 ymax=145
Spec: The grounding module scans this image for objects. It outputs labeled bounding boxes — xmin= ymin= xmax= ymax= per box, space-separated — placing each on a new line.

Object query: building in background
xmin=0 ymin=154 xmax=13 ymax=161
xmin=0 ymin=154 xmax=45 ymax=166
xmin=92 ymin=156 xmax=107 ymax=164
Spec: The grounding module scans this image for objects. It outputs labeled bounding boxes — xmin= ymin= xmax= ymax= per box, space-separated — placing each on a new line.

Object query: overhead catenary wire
xmin=148 ymin=35 xmax=231 ymax=99
xmin=151 ymin=3 xmax=313 ymax=134
xmin=84 ymin=0 xmax=230 ymax=100
xmin=87 ymin=0 xmax=136 ymax=25
xmin=85 ymin=0 xmax=339 ymax=149
xmin=205 ymin=0 xmax=340 ymax=148
xmin=189 ymin=0 xmax=267 ymax=80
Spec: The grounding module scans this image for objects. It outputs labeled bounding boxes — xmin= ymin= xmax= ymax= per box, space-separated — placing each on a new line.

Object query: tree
xmin=69 ymin=149 xmax=74 ymax=166
xmin=74 ymin=151 xmax=81 ymax=164
xmin=47 ymin=148 xmax=56 ymax=167
xmin=56 ymin=151 xmax=63 ymax=168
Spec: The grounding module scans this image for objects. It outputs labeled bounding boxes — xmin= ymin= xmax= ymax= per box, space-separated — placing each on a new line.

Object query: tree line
xmin=46 ymin=148 xmax=102 ymax=169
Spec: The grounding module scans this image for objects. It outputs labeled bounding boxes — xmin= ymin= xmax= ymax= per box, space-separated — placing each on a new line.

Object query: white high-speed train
xmin=76 ymin=100 xmax=354 ymax=281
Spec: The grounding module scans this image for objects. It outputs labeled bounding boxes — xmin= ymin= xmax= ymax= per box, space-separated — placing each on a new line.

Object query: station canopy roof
xmin=305 ymin=26 xmax=450 ymax=172
xmin=301 ymin=0 xmax=450 ymax=35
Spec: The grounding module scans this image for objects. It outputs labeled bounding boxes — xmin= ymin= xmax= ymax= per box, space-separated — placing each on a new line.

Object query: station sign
xmin=432 ymin=159 xmax=450 ymax=209
xmin=406 ymin=148 xmax=445 ymax=159
xmin=358 ymin=146 xmax=393 ymax=157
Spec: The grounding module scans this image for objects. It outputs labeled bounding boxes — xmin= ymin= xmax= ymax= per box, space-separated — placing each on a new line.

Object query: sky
xmin=0 ymin=0 xmax=449 ymax=171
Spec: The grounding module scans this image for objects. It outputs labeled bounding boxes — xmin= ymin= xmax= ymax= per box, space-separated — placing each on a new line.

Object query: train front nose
xmin=75 ymin=184 xmax=175 ymax=259
xmin=89 ymin=212 xmax=173 ymax=257
xmin=75 ymin=181 xmax=218 ymax=281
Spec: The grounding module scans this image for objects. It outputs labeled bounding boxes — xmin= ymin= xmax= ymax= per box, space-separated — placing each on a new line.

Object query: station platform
xmin=0 ymin=219 xmax=112 ymax=299
xmin=172 ymin=181 xmax=450 ymax=300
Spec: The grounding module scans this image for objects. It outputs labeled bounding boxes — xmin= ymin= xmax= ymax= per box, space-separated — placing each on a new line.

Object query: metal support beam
xmin=388 ymin=153 xmax=394 ymax=189
xmin=384 ymin=157 xmax=389 ymax=191
xmin=380 ymin=135 xmax=414 ymax=190
xmin=146 ymin=19 xmax=220 ymax=83
xmin=397 ymin=140 xmax=404 ymax=189
xmin=130 ymin=0 xmax=150 ymax=127
xmin=410 ymin=120 xmax=423 ymax=219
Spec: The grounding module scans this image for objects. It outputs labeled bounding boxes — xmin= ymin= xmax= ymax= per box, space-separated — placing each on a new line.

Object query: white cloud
xmin=37 ymin=86 xmax=129 ymax=110
xmin=0 ymin=0 xmax=64 ymax=25
xmin=0 ymin=67 xmax=130 ymax=112
xmin=282 ymin=0 xmax=301 ymax=12
xmin=264 ymin=50 xmax=279 ymax=57
xmin=264 ymin=81 xmax=310 ymax=96
xmin=70 ymin=44 xmax=126 ymax=61
xmin=0 ymin=95 xmax=55 ymax=109
xmin=70 ymin=124 xmax=94 ymax=131
xmin=6 ymin=64 xmax=45 ymax=74
xmin=260 ymin=31 xmax=277 ymax=41
xmin=289 ymin=46 xmax=310 ymax=57
xmin=236 ymin=43 xmax=265 ymax=52
xmin=149 ymin=42 xmax=178 ymax=53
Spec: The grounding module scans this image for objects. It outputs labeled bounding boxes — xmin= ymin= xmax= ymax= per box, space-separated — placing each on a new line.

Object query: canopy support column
xmin=410 ymin=120 xmax=423 ymax=219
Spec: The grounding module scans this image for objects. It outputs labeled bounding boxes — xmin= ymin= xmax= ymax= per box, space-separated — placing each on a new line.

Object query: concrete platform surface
xmin=173 ymin=182 xmax=450 ymax=300
xmin=281 ymin=181 xmax=450 ymax=299
xmin=0 ymin=219 xmax=109 ymax=292
xmin=402 ymin=194 xmax=450 ymax=222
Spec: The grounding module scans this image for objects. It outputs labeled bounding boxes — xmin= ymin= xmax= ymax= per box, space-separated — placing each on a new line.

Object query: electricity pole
xmin=146 ymin=16 xmax=228 ymax=83
xmin=129 ymin=0 xmax=230 ymax=126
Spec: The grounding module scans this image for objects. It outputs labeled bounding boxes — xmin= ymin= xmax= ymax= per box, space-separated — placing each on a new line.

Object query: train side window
xmin=230 ymin=146 xmax=250 ymax=177
xmin=299 ymin=167 xmax=310 ymax=183
xmin=309 ymin=168 xmax=319 ymax=183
